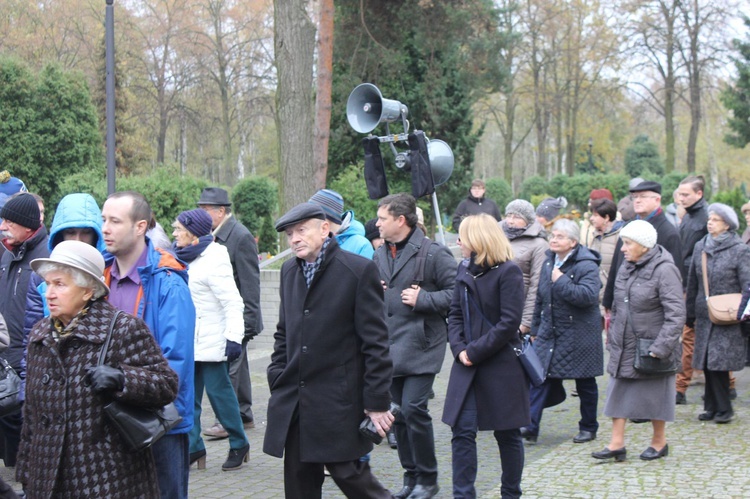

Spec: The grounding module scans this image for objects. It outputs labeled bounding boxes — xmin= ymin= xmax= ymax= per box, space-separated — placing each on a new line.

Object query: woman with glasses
xmin=521 ymin=219 xmax=604 ymax=444
xmin=500 ymin=200 xmax=549 ymax=335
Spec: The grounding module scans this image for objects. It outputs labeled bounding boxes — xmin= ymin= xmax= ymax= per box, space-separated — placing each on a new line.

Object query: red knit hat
xmin=589 ymin=188 xmax=613 ymax=201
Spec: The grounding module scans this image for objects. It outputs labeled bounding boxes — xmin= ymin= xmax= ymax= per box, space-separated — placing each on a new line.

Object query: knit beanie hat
xmin=620 ymin=220 xmax=657 ymax=249
xmin=536 ymin=196 xmax=568 ymax=221
xmin=0 ymin=193 xmax=40 ymax=230
xmin=589 ymin=188 xmax=613 ymax=201
xmin=308 ymin=189 xmax=344 ymax=225
xmin=629 ymin=177 xmax=645 ymax=190
xmin=364 ymin=218 xmax=380 ymax=242
xmin=708 ymin=203 xmax=739 ymax=231
xmin=505 ymin=199 xmax=536 ymax=225
xmin=177 ymin=209 xmax=213 ymax=238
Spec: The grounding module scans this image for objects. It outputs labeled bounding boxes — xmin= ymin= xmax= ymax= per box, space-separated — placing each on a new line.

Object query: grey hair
xmin=36 ymin=262 xmax=106 ymax=300
xmin=551 ymin=218 xmax=580 ymax=242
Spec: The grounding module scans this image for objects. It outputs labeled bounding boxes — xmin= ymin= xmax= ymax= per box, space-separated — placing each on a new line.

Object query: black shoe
xmin=392 ymin=486 xmax=413 ymax=499
xmin=222 ymin=443 xmax=249 ymax=471
xmin=519 ymin=427 xmax=538 ymax=444
xmin=676 ymin=392 xmax=687 ymax=405
xmin=387 ymin=430 xmax=398 ymax=449
xmin=407 ymin=484 xmax=440 ymax=499
xmin=629 ymin=419 xmax=651 ymax=424
xmin=640 ymin=444 xmax=668 ymax=460
xmin=698 ymin=411 xmax=715 ymax=421
xmin=729 ymin=388 xmax=737 ymax=400
xmin=591 ymin=447 xmax=627 ymax=462
xmin=189 ymin=449 xmax=206 ymax=469
xmin=573 ymin=430 xmax=596 ymax=443
xmin=715 ymin=410 xmax=734 ymax=424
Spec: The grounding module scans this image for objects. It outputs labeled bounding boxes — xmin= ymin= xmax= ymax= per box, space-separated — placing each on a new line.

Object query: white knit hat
xmin=619 ymin=220 xmax=657 ymax=249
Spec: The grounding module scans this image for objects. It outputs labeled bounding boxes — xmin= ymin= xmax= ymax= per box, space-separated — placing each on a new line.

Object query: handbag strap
xmin=98 ymin=311 xmax=122 ymax=367
xmin=701 ymin=252 xmax=711 ymax=297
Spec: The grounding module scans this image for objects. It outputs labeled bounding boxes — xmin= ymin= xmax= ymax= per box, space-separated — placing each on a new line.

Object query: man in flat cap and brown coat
xmin=263 ymin=203 xmax=395 ymax=499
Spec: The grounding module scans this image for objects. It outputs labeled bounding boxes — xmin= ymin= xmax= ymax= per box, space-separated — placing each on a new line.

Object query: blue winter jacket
xmin=337 ymin=211 xmax=374 ymax=259
xmin=104 ymin=240 xmax=196 ymax=434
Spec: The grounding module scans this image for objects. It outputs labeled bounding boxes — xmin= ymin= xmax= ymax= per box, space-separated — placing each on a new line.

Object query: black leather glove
xmin=87 ymin=366 xmax=124 ymax=393
xmin=225 ymin=341 xmax=243 ymax=363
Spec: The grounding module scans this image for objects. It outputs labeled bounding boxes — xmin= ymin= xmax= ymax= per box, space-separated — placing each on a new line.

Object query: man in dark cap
xmin=263 ymin=203 xmax=394 ymax=499
xmin=0 ymin=192 xmax=49 ymax=467
xmin=198 ymin=187 xmax=262 ymax=437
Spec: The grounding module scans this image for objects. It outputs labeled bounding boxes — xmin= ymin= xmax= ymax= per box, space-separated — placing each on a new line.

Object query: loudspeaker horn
xmin=347 ymin=83 xmax=408 ymax=134
xmin=427 ymin=139 xmax=454 ymax=186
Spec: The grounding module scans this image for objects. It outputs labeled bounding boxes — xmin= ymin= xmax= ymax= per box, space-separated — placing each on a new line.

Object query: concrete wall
xmin=248 ymin=269 xmax=280 ymax=351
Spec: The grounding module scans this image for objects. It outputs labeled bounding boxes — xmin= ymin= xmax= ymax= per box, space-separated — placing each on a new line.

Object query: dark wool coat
xmin=608 ymin=246 xmax=685 ymax=379
xmin=263 ymin=239 xmax=392 ymax=463
xmin=373 ymin=227 xmax=457 ymax=376
xmin=452 ymin=194 xmax=502 ymax=232
xmin=679 ymin=197 xmax=708 ymax=285
xmin=214 ymin=214 xmax=263 ymax=336
xmin=442 ymin=259 xmax=530 ymax=430
xmin=17 ymin=300 xmax=179 ymax=498
xmin=531 ymin=245 xmax=604 ymax=379
xmin=687 ymin=234 xmax=750 ymax=371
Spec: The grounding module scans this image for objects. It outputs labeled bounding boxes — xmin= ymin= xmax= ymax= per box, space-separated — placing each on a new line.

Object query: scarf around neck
xmin=173 ymin=235 xmax=213 ymax=263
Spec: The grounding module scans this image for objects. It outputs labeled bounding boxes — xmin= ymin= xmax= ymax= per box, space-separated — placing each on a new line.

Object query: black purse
xmin=0 ymin=358 xmax=22 ymax=417
xmin=625 ymin=287 xmax=678 ymax=376
xmin=99 ymin=311 xmax=182 ymax=453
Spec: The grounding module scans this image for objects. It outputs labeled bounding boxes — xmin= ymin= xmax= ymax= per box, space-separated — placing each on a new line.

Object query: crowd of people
xmin=0 ymin=169 xmax=749 ymax=498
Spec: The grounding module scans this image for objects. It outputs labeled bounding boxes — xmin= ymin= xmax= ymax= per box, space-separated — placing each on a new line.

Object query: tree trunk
xmin=313 ymin=0 xmax=334 ymax=190
xmin=275 ymin=0 xmax=316 ymax=214
xmin=663 ymin=0 xmax=676 ymax=173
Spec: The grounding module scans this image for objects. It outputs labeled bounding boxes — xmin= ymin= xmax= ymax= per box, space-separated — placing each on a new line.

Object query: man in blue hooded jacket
xmin=102 ymin=191 xmax=195 ymax=499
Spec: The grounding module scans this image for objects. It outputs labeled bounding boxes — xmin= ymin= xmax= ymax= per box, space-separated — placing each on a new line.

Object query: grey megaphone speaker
xmin=347 ymin=83 xmax=408 ymax=134
xmin=427 ymin=139 xmax=454 ymax=186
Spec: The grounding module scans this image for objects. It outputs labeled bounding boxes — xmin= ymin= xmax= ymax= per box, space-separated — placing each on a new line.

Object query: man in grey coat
xmin=198 ymin=187 xmax=262 ymax=435
xmin=374 ymin=193 xmax=457 ymax=499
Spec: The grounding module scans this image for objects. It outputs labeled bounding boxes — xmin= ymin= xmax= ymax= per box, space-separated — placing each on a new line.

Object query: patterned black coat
xmin=687 ymin=234 xmax=750 ymax=371
xmin=531 ymin=245 xmax=604 ymax=379
xmin=17 ymin=300 xmax=178 ymax=498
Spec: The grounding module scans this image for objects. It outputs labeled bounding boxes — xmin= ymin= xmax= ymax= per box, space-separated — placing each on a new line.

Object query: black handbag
xmin=625 ymin=286 xmax=678 ymax=376
xmin=0 ymin=358 xmax=22 ymax=417
xmin=99 ymin=311 xmax=182 ymax=453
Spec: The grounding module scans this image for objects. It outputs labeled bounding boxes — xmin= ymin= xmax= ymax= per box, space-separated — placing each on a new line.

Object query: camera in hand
xmin=359 ymin=402 xmax=400 ymax=444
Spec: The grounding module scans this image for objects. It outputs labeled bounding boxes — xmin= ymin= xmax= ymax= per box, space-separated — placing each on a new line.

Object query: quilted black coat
xmin=531 ymin=245 xmax=604 ymax=379
xmin=17 ymin=299 xmax=179 ymax=498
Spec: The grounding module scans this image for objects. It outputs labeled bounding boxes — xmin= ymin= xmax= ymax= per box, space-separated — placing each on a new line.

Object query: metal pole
xmin=105 ymin=0 xmax=116 ymax=195
xmin=430 ymin=192 xmax=446 ymax=246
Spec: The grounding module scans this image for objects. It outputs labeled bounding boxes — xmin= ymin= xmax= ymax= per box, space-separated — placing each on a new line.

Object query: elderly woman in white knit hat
xmin=593 ymin=220 xmax=684 ymax=463
xmin=686 ymin=203 xmax=750 ymax=425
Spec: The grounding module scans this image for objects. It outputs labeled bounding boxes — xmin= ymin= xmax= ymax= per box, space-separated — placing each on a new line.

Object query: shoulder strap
xmin=701 ymin=252 xmax=710 ymax=297
xmin=98 ymin=311 xmax=122 ymax=367
xmin=412 ymin=237 xmax=432 ymax=285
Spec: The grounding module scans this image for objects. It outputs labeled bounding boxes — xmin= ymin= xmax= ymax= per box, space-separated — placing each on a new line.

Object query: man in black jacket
xmin=451 ymin=179 xmax=502 ymax=232
xmin=0 ymin=193 xmax=49 ymax=467
xmin=198 ymin=187 xmax=262 ymax=435
xmin=674 ymin=176 xmax=708 ymax=404
xmin=603 ymin=181 xmax=683 ymax=310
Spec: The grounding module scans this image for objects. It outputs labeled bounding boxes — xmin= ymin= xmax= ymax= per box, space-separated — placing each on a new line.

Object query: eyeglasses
xmin=630 ymin=194 xmax=658 ymax=200
xmin=505 ymin=213 xmax=525 ymax=221
xmin=549 ymin=234 xmax=570 ymax=241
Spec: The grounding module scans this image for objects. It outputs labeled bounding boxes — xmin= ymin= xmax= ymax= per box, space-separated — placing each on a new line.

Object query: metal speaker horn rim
xmin=427 ymin=139 xmax=454 ymax=186
xmin=346 ymin=83 xmax=407 ymax=134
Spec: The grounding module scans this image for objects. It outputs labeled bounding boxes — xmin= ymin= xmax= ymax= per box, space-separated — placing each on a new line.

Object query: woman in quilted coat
xmin=17 ymin=241 xmax=178 ymax=498
xmin=686 ymin=203 xmax=750 ymax=424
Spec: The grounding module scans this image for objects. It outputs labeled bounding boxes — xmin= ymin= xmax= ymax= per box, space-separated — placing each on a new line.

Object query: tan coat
xmin=505 ymin=222 xmax=548 ymax=329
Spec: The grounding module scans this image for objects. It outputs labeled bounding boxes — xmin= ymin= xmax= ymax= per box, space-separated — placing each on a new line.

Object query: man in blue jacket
xmin=102 ymin=191 xmax=195 ymax=499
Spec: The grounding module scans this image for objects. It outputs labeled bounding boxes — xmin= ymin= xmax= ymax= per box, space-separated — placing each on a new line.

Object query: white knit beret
xmin=620 ymin=220 xmax=657 ymax=249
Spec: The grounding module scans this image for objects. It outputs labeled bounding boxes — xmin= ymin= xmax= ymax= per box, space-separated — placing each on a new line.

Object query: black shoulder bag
xmin=100 ymin=311 xmax=182 ymax=453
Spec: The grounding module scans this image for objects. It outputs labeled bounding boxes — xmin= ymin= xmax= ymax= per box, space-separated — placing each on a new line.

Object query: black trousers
xmin=283 ymin=418 xmax=390 ymax=499
xmin=0 ymin=411 xmax=22 ymax=467
xmin=704 ymin=369 xmax=732 ymax=413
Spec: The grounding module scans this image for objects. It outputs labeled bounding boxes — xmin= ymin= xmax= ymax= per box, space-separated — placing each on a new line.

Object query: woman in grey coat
xmin=500 ymin=200 xmax=548 ymax=335
xmin=686 ymin=203 xmax=750 ymax=424
xmin=593 ymin=221 xmax=684 ymax=463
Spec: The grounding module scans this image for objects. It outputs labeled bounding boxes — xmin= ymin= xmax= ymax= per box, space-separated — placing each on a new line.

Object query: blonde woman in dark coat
xmin=17 ymin=241 xmax=178 ymax=498
xmin=443 ymin=214 xmax=528 ymax=499
xmin=593 ymin=221 xmax=684 ymax=463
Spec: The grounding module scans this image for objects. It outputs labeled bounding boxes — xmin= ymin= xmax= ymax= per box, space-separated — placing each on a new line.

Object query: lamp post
xmin=587 ymin=137 xmax=594 ymax=173
xmin=105 ymin=0 xmax=116 ymax=195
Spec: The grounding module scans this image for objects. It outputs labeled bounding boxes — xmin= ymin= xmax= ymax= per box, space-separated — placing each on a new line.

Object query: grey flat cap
xmin=275 ymin=203 xmax=326 ymax=232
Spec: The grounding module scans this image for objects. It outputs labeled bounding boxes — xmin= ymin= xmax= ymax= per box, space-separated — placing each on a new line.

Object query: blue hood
xmin=49 ymin=193 xmax=106 ymax=253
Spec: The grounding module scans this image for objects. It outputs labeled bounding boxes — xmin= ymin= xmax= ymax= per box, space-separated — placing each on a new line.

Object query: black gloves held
xmin=87 ymin=365 xmax=125 ymax=393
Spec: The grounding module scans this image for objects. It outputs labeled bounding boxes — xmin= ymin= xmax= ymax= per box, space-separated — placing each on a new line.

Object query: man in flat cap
xmin=263 ymin=203 xmax=394 ymax=498
xmin=0 ymin=193 xmax=49 ymax=467
xmin=198 ymin=187 xmax=262 ymax=437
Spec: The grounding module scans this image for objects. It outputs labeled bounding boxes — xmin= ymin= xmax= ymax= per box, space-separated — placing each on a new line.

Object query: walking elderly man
xmin=263 ymin=203 xmax=394 ymax=499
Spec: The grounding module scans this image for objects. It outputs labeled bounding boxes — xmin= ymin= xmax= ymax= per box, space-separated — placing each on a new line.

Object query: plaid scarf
xmin=300 ymin=236 xmax=332 ymax=288
xmin=52 ymin=302 xmax=92 ymax=341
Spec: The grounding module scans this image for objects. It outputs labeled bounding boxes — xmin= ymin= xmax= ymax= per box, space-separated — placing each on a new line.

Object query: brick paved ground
xmin=3 ymin=343 xmax=750 ymax=497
